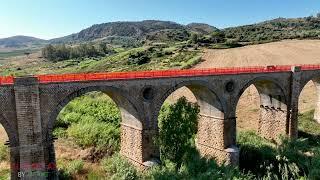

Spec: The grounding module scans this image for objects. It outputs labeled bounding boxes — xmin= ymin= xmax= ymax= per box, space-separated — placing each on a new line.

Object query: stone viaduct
xmin=1 ymin=65 xmax=320 ymax=179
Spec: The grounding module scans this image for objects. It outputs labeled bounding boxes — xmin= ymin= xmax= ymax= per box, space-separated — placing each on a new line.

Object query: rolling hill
xmin=1 ymin=15 xmax=320 ymax=49
xmin=50 ymin=20 xmax=204 ymax=43
xmin=0 ymin=35 xmax=47 ymax=48
xmin=225 ymin=16 xmax=320 ymax=42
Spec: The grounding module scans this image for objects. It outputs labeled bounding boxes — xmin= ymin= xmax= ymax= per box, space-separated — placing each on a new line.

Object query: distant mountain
xmin=186 ymin=23 xmax=219 ymax=35
xmin=4 ymin=16 xmax=320 ymax=49
xmin=0 ymin=35 xmax=47 ymax=48
xmin=224 ymin=16 xmax=320 ymax=42
xmin=50 ymin=20 xmax=217 ymax=44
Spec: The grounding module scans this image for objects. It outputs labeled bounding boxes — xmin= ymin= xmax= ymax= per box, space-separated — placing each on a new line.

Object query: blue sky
xmin=0 ymin=0 xmax=319 ymax=40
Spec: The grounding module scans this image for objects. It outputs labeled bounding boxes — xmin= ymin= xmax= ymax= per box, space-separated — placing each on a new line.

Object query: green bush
xmin=102 ymin=153 xmax=138 ymax=180
xmin=57 ymin=159 xmax=84 ymax=179
xmin=0 ymin=144 xmax=9 ymax=162
xmin=237 ymin=128 xmax=320 ymax=179
xmin=53 ymin=127 xmax=67 ymax=138
xmin=0 ymin=169 xmax=10 ymax=180
xmin=143 ymin=148 xmax=253 ymax=179
xmin=67 ymin=119 xmax=120 ymax=150
xmin=156 ymin=97 xmax=199 ymax=169
xmin=56 ymin=92 xmax=121 ymax=128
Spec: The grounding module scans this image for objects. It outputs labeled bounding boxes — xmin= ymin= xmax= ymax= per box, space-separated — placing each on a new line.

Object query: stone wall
xmin=2 ymin=68 xmax=320 ymax=179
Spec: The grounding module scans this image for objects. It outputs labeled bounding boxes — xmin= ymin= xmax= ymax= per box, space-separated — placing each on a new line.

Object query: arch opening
xmin=155 ymin=82 xmax=236 ymax=165
xmin=0 ymin=123 xmax=10 ymax=179
xmin=236 ymin=79 xmax=288 ymax=141
xmin=0 ymin=114 xmax=18 ymax=180
xmin=297 ymin=78 xmax=320 ymax=137
xmin=47 ymin=87 xmax=142 ymax=178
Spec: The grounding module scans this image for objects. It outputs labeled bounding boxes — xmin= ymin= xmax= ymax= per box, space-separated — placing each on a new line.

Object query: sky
xmin=0 ymin=0 xmax=319 ymax=40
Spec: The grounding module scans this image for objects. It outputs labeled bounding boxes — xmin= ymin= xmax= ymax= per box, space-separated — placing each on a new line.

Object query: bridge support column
xmin=258 ymin=107 xmax=288 ymax=140
xmin=196 ymin=114 xmax=239 ymax=165
xmin=120 ymin=124 xmax=159 ymax=169
xmin=14 ymin=77 xmax=47 ymax=179
xmin=288 ymin=66 xmax=302 ymax=138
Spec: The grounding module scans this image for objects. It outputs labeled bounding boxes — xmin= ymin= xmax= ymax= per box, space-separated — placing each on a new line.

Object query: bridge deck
xmin=1 ymin=64 xmax=320 ymax=85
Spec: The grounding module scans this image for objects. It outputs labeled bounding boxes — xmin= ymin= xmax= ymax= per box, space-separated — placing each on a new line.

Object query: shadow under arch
xmin=235 ymin=76 xmax=289 ymax=140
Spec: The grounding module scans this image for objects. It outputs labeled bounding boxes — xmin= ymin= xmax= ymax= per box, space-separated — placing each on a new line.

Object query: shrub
xmin=143 ymin=148 xmax=254 ymax=179
xmin=237 ymin=129 xmax=320 ymax=179
xmin=56 ymin=92 xmax=121 ymax=128
xmin=53 ymin=127 xmax=67 ymax=138
xmin=0 ymin=144 xmax=9 ymax=162
xmin=156 ymin=97 xmax=200 ymax=170
xmin=260 ymin=155 xmax=300 ymax=180
xmin=0 ymin=169 xmax=10 ymax=180
xmin=67 ymin=119 xmax=120 ymax=150
xmin=127 ymin=51 xmax=151 ymax=65
xmin=57 ymin=159 xmax=84 ymax=179
xmin=102 ymin=153 xmax=138 ymax=180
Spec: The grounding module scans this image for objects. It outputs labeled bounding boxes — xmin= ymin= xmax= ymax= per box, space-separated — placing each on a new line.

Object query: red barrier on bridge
xmin=34 ymin=65 xmax=295 ymax=83
xmin=0 ymin=76 xmax=14 ymax=85
xmin=1 ymin=64 xmax=320 ymax=85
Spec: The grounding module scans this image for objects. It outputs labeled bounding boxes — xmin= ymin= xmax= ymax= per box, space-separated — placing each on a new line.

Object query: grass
xmin=0 ymin=49 xmax=37 ymax=59
xmin=0 ymin=45 xmax=203 ymax=76
xmin=298 ymin=110 xmax=320 ymax=135
xmin=0 ymin=169 xmax=10 ymax=180
xmin=57 ymin=159 xmax=84 ymax=179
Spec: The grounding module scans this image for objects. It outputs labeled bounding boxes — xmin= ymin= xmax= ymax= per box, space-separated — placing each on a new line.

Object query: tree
xmin=42 ymin=44 xmax=55 ymax=60
xmin=306 ymin=16 xmax=313 ymax=21
xmin=190 ymin=33 xmax=199 ymax=44
xmin=210 ymin=30 xmax=226 ymax=44
xmin=156 ymin=97 xmax=200 ymax=170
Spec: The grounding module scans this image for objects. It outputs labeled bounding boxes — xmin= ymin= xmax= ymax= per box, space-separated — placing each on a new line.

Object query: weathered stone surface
xmin=258 ymin=107 xmax=287 ymax=140
xmin=1 ymin=67 xmax=320 ymax=179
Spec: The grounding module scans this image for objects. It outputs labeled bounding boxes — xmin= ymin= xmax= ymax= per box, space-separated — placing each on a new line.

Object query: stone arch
xmin=44 ymin=85 xmax=145 ymax=175
xmin=0 ymin=114 xmax=18 ymax=146
xmin=235 ymin=76 xmax=289 ymax=140
xmin=154 ymin=80 xmax=238 ymax=164
xmin=236 ymin=77 xmax=288 ymax=108
xmin=155 ymin=80 xmax=226 ymax=122
xmin=299 ymin=73 xmax=320 ymax=124
xmin=46 ymin=86 xmax=143 ymax=139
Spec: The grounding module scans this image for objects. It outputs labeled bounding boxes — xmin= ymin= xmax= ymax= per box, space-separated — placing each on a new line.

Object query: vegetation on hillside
xmin=225 ymin=15 xmax=320 ymax=43
xmin=41 ymin=42 xmax=115 ymax=61
xmin=49 ymin=20 xmax=218 ymax=44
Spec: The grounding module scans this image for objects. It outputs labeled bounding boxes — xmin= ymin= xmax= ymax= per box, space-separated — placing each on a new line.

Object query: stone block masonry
xmin=0 ymin=66 xmax=319 ymax=179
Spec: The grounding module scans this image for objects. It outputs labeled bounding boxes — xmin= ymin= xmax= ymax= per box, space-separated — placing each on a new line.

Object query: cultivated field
xmin=169 ymin=40 xmax=320 ymax=131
